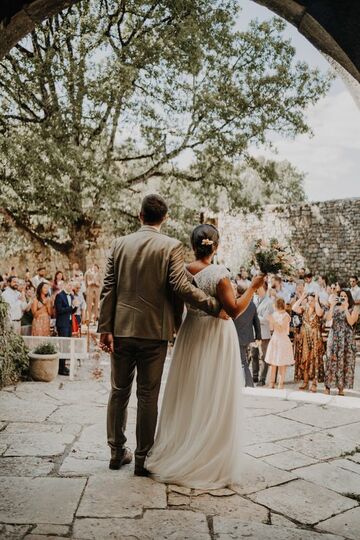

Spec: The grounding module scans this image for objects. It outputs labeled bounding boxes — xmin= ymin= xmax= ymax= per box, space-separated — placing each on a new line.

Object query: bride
xmin=145 ymin=224 xmax=264 ymax=488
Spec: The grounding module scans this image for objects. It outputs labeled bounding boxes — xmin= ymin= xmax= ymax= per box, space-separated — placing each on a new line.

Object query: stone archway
xmin=0 ymin=0 xmax=360 ymax=84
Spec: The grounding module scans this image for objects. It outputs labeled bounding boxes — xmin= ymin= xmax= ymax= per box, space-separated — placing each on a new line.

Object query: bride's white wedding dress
xmin=145 ymin=264 xmax=245 ymax=489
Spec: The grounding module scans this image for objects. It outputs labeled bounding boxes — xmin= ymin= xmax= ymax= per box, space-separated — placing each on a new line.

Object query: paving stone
xmin=47 ymin=404 xmax=106 ymax=424
xmin=262 ymin=450 xmax=319 ymax=471
xmin=168 ymin=492 xmax=191 ymax=506
xmin=278 ymin=432 xmax=358 ymax=460
xmin=0 ymin=393 xmax=58 ymax=422
xmin=16 ymin=380 xmax=107 ymax=405
xmin=189 ymin=493 xmax=268 ymax=522
xmin=0 ymin=524 xmax=31 ymax=538
xmin=250 ymin=479 xmax=357 ymax=525
xmin=31 ymin=524 xmax=70 ymax=535
xmin=25 ymin=536 xmax=68 ymax=540
xmin=349 ymin=452 xmax=360 ymax=463
xmin=69 ymin=423 xmax=108 ymax=461
xmin=192 ymin=488 xmax=235 ymax=497
xmin=4 ymin=421 xmax=82 ymax=436
xmin=2 ymin=430 xmax=75 ymax=457
xmin=230 ymin=454 xmax=295 ymax=494
xmin=318 ymin=507 xmax=360 ymax=540
xmin=243 ymin=396 xmax=298 ymax=413
xmin=295 ymin=462 xmax=360 ymax=496
xmin=244 ymin=442 xmax=286 ymax=458
xmin=271 ymin=513 xmax=299 ymax=528
xmin=243 ymin=414 xmax=317 ymax=446
xmin=73 ymin=510 xmax=210 ymax=539
xmin=0 ymin=443 xmax=7 ymax=454
xmin=59 ymin=456 xmax=112 ymax=476
xmin=0 ymin=456 xmax=54 ymax=476
xmin=0 ymin=477 xmax=86 ymax=524
xmin=279 ymin=404 xmax=360 ymax=429
xmin=328 ymin=422 xmax=360 ymax=443
xmin=213 ymin=518 xmax=343 ymax=539
xmin=77 ymin=475 xmax=167 ymax=518
xmin=331 ymin=458 xmax=360 ymax=475
xmin=168 ymin=484 xmax=192 ymax=496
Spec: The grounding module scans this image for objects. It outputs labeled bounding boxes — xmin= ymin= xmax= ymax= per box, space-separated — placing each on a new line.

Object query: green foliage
xmin=0 ymin=0 xmax=332 ymax=261
xmin=33 ymin=342 xmax=58 ymax=355
xmin=0 ymin=296 xmax=29 ymax=387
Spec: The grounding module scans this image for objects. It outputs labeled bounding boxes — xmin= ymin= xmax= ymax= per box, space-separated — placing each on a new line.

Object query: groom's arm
xmin=98 ymin=240 xmax=117 ymax=335
xmin=168 ymin=243 xmax=221 ymax=316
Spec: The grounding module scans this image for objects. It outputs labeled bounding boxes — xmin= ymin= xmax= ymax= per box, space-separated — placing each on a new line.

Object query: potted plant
xmin=29 ymin=342 xmax=59 ymax=382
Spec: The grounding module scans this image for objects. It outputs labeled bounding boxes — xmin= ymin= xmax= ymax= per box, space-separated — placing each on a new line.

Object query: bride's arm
xmin=217 ymin=275 xmax=265 ymax=319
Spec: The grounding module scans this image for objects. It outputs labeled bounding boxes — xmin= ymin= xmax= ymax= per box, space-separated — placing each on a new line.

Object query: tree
xmin=0 ymin=0 xmax=331 ymax=267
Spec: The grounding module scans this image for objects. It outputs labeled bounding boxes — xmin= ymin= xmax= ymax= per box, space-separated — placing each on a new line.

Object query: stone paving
xmin=1 ymin=350 xmax=360 ymax=540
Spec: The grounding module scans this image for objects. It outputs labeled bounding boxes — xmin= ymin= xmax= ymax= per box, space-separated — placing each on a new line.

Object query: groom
xmin=98 ymin=194 xmax=222 ymax=475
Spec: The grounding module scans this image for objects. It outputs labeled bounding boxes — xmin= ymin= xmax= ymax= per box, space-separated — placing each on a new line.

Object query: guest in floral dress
xmin=31 ymin=282 xmax=52 ymax=336
xmin=325 ymin=290 xmax=359 ymax=395
xmin=292 ymin=292 xmax=325 ymax=392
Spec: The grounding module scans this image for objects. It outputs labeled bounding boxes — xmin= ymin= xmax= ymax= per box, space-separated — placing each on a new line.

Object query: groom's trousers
xmin=108 ymin=337 xmax=168 ymax=468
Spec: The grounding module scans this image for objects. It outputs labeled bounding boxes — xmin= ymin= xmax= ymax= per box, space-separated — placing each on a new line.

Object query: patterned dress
xmin=31 ymin=301 xmax=51 ymax=337
xmin=325 ymin=307 xmax=357 ymax=389
xmin=294 ymin=307 xmax=325 ymax=383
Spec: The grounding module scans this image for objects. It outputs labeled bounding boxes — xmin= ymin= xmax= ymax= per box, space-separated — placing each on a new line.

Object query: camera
xmin=336 ymin=297 xmax=345 ymax=306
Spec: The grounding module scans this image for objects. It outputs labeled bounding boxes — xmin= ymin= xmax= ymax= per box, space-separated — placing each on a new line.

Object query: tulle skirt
xmin=146 ymin=310 xmax=245 ymax=489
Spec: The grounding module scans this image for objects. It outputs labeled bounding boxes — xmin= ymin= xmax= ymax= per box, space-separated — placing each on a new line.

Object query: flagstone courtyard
xmin=1 ymin=350 xmax=360 ymax=540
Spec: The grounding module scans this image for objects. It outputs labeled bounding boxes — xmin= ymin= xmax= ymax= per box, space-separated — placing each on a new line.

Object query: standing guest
xmin=304 ymin=273 xmax=321 ymax=295
xmin=325 ymin=290 xmax=359 ymax=395
xmin=292 ymin=292 xmax=325 ymax=392
xmin=72 ymin=281 xmax=86 ymax=328
xmin=233 ymin=284 xmax=261 ymax=387
xmin=270 ymin=275 xmax=291 ymax=304
xmin=250 ymin=282 xmax=274 ymax=386
xmin=1 ymin=276 xmax=28 ymax=334
xmin=236 ymin=267 xmax=251 ymax=289
xmin=85 ymin=263 xmax=101 ymax=323
xmin=265 ymin=298 xmax=294 ymax=389
xmin=9 ymin=266 xmax=17 ymax=277
xmin=349 ymin=276 xmax=360 ymax=306
xmin=52 ymin=270 xmax=65 ymax=296
xmin=31 ymin=283 xmax=52 ymax=336
xmin=71 ymin=262 xmax=83 ymax=280
xmin=298 ymin=268 xmax=306 ymax=280
xmin=318 ymin=275 xmax=329 ymax=306
xmin=54 ymin=280 xmax=77 ymax=376
xmin=32 ymin=266 xmax=47 ymax=289
xmin=21 ymin=282 xmax=35 ymax=328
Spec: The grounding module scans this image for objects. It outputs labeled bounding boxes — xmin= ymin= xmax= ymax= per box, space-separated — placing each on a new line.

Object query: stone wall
xmin=217 ymin=198 xmax=360 ymax=282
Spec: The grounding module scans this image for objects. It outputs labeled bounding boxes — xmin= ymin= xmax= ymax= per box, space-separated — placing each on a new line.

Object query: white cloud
xmin=251 ymin=91 xmax=360 ymax=201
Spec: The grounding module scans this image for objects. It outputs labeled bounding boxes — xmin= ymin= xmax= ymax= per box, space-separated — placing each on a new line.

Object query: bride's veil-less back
xmin=146 ymin=264 xmax=246 ymax=489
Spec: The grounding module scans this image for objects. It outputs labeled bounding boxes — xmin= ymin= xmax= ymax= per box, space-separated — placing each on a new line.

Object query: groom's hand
xmin=100 ymin=332 xmax=114 ymax=353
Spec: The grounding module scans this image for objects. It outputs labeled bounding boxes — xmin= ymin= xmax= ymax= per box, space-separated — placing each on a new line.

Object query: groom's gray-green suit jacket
xmin=98 ymin=225 xmax=220 ymax=340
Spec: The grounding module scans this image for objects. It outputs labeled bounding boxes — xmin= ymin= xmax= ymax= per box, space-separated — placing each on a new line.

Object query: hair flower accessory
xmin=201 ymin=238 xmax=214 ymax=246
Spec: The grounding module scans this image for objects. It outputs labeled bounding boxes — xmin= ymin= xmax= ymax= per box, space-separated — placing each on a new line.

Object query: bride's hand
xmin=250 ymin=274 xmax=265 ymax=291
xmin=218 ymin=308 xmax=230 ymax=320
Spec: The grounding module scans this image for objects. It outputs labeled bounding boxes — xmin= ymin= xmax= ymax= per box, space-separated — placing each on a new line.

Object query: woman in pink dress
xmin=265 ymin=297 xmax=295 ymax=389
xmin=31 ymin=283 xmax=52 ymax=336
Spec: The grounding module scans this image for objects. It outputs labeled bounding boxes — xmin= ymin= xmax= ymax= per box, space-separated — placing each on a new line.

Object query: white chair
xmin=23 ymin=336 xmax=88 ymax=380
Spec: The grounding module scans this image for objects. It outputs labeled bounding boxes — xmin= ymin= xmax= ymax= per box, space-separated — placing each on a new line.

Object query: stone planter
xmin=29 ymin=352 xmax=59 ymax=382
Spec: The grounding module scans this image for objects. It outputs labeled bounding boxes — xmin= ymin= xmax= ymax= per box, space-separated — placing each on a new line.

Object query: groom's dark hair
xmin=140 ymin=194 xmax=168 ymax=225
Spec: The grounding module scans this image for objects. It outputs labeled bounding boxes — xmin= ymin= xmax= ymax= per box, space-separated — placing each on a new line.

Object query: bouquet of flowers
xmin=252 ymin=238 xmax=296 ymax=276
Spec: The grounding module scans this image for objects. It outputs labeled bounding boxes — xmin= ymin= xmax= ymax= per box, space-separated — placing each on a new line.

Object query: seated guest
xmin=54 ymin=280 xmax=77 ymax=376
xmin=234 ymin=284 xmax=261 ymax=387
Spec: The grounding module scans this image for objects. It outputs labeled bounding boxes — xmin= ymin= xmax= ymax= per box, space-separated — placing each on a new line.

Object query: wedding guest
xmin=234 ymin=284 xmax=261 ymax=387
xmin=52 ymin=270 xmax=65 ymax=296
xmin=292 ymin=292 xmax=325 ymax=392
xmin=71 ymin=262 xmax=83 ymax=279
xmin=31 ymin=282 xmax=52 ymax=336
xmin=250 ymin=282 xmax=274 ymax=386
xmin=21 ymin=282 xmax=35 ymax=329
xmin=1 ymin=276 xmax=28 ymax=334
xmin=270 ymin=276 xmax=291 ymax=304
xmin=31 ymin=266 xmax=47 ymax=289
xmin=72 ymin=281 xmax=86 ymax=328
xmin=349 ymin=276 xmax=360 ymax=305
xmin=304 ymin=273 xmax=321 ymax=295
xmin=236 ymin=267 xmax=251 ymax=290
xmin=85 ymin=263 xmax=101 ymax=323
xmin=324 ymin=290 xmax=359 ymax=395
xmin=54 ymin=280 xmax=77 ymax=376
xmin=298 ymin=267 xmax=306 ymax=280
xmin=265 ymin=298 xmax=294 ymax=389
xmin=318 ymin=275 xmax=329 ymax=306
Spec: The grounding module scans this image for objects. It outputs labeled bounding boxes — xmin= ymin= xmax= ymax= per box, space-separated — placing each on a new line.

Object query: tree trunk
xmin=67 ymin=227 xmax=89 ymax=272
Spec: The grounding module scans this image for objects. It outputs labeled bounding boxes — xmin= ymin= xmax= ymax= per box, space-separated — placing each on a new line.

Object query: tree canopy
xmin=0 ymin=0 xmax=331 ymax=265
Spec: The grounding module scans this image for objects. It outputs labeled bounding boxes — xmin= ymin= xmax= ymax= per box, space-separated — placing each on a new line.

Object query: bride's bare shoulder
xmin=186 ymin=262 xmax=204 ymax=276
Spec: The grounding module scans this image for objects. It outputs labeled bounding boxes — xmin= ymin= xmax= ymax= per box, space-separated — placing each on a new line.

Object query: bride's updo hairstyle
xmin=191 ymin=224 xmax=219 ymax=260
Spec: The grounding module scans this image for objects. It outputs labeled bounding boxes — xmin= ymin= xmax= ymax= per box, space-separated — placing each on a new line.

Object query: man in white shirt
xmin=31 ymin=266 xmax=47 ymax=289
xmin=270 ymin=276 xmax=292 ymax=304
xmin=1 ymin=276 xmax=28 ymax=334
xmin=250 ymin=283 xmax=274 ymax=386
xmin=350 ymin=276 xmax=360 ymax=305
xmin=304 ymin=273 xmax=321 ymax=295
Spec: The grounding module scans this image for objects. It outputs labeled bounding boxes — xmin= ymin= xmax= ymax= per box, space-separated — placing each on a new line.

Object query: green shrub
xmin=0 ymin=295 xmax=29 ymax=388
xmin=33 ymin=342 xmax=58 ymax=355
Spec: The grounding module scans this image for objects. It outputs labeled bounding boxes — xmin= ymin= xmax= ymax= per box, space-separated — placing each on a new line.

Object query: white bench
xmin=23 ymin=336 xmax=88 ymax=381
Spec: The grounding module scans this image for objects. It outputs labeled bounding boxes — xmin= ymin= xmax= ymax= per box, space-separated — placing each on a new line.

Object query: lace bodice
xmin=191 ymin=264 xmax=231 ymax=297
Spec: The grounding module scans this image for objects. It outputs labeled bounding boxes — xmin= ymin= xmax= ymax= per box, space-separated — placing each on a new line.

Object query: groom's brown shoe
xmin=109 ymin=448 xmax=133 ymax=470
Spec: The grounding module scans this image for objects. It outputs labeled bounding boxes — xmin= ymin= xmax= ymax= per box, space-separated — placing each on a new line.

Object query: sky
xmin=237 ymin=0 xmax=360 ymax=202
